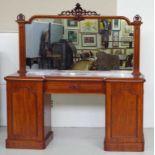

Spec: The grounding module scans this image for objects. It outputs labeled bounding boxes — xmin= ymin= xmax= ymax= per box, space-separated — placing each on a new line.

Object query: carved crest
xmin=59 ymin=3 xmax=100 ymax=20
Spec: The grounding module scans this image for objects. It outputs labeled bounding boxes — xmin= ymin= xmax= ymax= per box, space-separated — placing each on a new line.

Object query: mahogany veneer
xmin=5 ymin=74 xmax=145 ymax=151
xmin=5 ymin=3 xmax=144 ymax=152
xmin=105 ymin=79 xmax=144 ymax=151
xmin=6 ymin=78 xmax=53 ymax=149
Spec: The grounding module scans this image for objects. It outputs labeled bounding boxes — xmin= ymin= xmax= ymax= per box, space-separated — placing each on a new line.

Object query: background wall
xmin=0 ymin=0 xmax=116 ymax=32
xmin=0 ymin=0 xmax=153 ymax=127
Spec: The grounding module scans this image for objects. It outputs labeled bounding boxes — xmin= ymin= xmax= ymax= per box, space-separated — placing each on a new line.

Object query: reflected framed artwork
xmin=112 ymin=31 xmax=119 ymax=47
xmin=67 ymin=19 xmax=79 ymax=29
xmin=81 ymin=34 xmax=97 ymax=47
xmin=112 ymin=19 xmax=121 ymax=30
xmin=80 ymin=20 xmax=98 ymax=33
xmin=67 ymin=30 xmax=79 ymax=44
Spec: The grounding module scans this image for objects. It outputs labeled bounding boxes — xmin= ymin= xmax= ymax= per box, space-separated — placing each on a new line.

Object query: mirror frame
xmin=16 ymin=3 xmax=142 ymax=76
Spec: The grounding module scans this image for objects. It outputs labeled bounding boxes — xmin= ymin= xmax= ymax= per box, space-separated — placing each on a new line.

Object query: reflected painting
xmin=25 ymin=18 xmax=134 ymax=71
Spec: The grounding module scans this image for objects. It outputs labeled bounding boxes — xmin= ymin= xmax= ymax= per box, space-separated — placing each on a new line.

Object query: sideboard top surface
xmin=5 ymin=70 xmax=145 ymax=82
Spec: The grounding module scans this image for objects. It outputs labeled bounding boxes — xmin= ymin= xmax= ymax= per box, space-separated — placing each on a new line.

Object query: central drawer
xmin=44 ymin=81 xmax=105 ymax=94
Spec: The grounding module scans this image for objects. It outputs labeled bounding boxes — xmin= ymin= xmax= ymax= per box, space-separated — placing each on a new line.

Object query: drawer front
xmin=44 ymin=81 xmax=105 ymax=94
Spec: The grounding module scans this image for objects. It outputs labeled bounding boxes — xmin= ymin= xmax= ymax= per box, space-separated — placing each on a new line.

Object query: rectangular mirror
xmin=25 ymin=18 xmax=134 ymax=71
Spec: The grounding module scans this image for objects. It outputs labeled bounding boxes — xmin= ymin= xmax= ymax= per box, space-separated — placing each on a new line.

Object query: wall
xmin=0 ymin=33 xmax=19 ymax=125
xmin=0 ymin=0 xmax=116 ymax=32
xmin=0 ymin=0 xmax=154 ymax=127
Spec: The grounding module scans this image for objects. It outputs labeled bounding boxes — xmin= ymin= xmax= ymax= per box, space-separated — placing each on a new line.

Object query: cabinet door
xmin=105 ymin=81 xmax=144 ymax=151
xmin=7 ymin=80 xmax=44 ymax=141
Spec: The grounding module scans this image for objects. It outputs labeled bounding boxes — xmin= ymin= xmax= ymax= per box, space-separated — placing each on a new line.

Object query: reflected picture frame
xmin=66 ymin=19 xmax=79 ymax=29
xmin=81 ymin=33 xmax=97 ymax=47
xmin=112 ymin=31 xmax=119 ymax=47
xmin=80 ymin=20 xmax=98 ymax=33
xmin=67 ymin=29 xmax=79 ymax=45
xmin=112 ymin=19 xmax=121 ymax=30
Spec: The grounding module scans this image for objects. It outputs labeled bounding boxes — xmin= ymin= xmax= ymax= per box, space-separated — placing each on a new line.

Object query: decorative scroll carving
xmin=133 ymin=15 xmax=142 ymax=22
xmin=17 ymin=13 xmax=25 ymax=22
xmin=59 ymin=3 xmax=100 ymax=20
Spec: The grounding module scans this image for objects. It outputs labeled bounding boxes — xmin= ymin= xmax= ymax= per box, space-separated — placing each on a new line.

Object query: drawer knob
xmin=69 ymin=84 xmax=80 ymax=89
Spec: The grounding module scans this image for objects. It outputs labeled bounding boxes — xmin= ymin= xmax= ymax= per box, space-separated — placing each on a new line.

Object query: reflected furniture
xmin=5 ymin=3 xmax=144 ymax=152
xmin=96 ymin=52 xmax=120 ymax=70
xmin=26 ymin=57 xmax=40 ymax=68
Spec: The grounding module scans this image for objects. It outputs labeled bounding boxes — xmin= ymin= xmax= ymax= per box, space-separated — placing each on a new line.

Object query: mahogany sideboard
xmin=4 ymin=3 xmax=145 ymax=151
xmin=5 ymin=71 xmax=145 ymax=151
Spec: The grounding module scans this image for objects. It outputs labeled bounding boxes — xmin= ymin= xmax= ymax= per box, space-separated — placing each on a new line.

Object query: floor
xmin=0 ymin=127 xmax=153 ymax=155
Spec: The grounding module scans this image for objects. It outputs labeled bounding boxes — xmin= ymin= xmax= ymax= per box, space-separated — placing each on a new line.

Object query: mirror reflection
xmin=25 ymin=18 xmax=134 ymax=71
